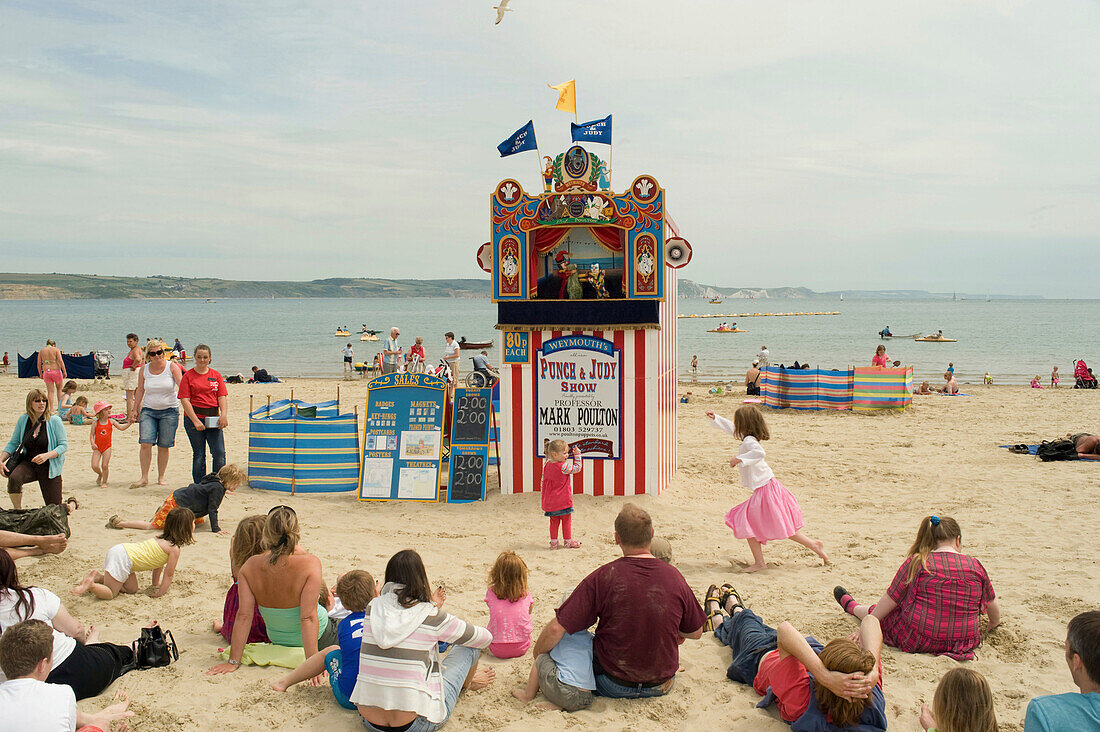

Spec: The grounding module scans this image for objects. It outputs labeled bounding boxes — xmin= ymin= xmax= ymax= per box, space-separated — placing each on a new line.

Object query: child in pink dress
xmin=706 ymin=405 xmax=828 ymax=572
xmin=541 ymin=439 xmax=582 ymax=549
xmin=484 ymin=551 xmax=533 ymax=659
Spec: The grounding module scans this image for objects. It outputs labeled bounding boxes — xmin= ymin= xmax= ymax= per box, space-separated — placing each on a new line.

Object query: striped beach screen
xmin=248 ymin=399 xmax=361 ymax=493
xmin=762 ymin=367 xmax=853 ymax=410
xmin=852 ymin=367 xmax=914 ymax=411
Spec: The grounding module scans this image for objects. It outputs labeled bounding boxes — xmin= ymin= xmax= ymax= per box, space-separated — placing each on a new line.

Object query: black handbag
xmin=3 ymin=427 xmax=28 ymax=475
xmin=134 ymin=625 xmax=178 ymax=668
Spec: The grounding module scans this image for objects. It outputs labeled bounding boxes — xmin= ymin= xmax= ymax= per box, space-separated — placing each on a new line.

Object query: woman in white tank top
xmin=130 ymin=342 xmax=183 ymax=488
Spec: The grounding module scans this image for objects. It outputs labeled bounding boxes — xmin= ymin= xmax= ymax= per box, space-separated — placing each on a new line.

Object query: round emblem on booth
xmin=631 ymin=175 xmax=658 ymax=202
xmin=563 ymin=146 xmax=590 ymax=180
xmin=566 ymin=195 xmax=586 ymax=219
xmin=496 ymin=179 xmax=523 ymax=205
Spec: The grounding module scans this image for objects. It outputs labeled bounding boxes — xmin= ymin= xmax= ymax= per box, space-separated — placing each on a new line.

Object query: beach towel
xmin=218 ymin=643 xmax=305 ymax=668
xmin=999 ymin=444 xmax=1093 ymax=462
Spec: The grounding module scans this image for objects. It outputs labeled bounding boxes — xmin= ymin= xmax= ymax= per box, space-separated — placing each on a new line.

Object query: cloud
xmin=0 ymin=0 xmax=1096 ymax=296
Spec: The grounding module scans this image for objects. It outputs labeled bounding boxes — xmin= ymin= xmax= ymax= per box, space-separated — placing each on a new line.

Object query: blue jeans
xmin=361 ymin=645 xmax=480 ymax=731
xmin=593 ymin=673 xmax=673 ymax=699
xmin=139 ymin=407 xmax=179 ymax=448
xmin=326 ymin=649 xmax=356 ymax=711
xmin=183 ymin=418 xmax=225 ymax=483
xmin=714 ymin=608 xmax=778 ymax=685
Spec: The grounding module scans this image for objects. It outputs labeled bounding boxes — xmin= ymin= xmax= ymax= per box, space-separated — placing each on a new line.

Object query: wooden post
xmin=290 ymin=401 xmax=297 ymax=496
xmin=249 ymin=394 xmax=254 ymax=415
xmin=489 ymin=392 xmax=501 ymax=500
xmin=337 ymin=385 xmax=341 ymax=410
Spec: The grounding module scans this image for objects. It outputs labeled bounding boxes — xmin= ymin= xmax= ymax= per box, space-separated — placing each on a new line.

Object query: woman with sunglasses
xmin=130 ymin=342 xmax=183 ymax=488
xmin=1 ymin=390 xmax=68 ymax=509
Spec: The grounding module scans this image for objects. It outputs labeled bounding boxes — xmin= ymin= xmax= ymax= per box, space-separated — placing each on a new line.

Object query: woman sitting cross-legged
xmin=833 ymin=515 xmax=999 ymax=661
xmin=704 ymin=583 xmax=887 ymax=731
xmin=207 ymin=506 xmax=336 ymax=677
xmin=352 ymin=549 xmax=495 ymax=731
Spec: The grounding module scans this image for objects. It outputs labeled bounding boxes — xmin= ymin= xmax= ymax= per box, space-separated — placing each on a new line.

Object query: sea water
xmin=0 ymin=296 xmax=1095 ymax=385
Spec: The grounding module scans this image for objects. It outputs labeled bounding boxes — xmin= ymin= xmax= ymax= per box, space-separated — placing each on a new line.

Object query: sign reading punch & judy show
xmin=535 ymin=335 xmax=621 ymax=459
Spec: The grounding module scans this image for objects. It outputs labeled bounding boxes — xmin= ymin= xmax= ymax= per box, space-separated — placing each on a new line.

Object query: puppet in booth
xmin=554 ymin=250 xmax=583 ymax=300
xmin=587 ymin=263 xmax=609 ymax=299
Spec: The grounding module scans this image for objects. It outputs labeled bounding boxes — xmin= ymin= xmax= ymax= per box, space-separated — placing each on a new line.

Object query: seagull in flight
xmin=493 ymin=0 xmax=512 ymax=25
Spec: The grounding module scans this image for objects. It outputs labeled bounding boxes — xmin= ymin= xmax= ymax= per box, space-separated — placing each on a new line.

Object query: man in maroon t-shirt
xmin=531 ymin=504 xmax=706 ymax=699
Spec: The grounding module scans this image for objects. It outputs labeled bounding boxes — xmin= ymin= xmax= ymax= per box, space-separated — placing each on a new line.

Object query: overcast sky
xmin=0 ymin=1 xmax=1097 ymax=297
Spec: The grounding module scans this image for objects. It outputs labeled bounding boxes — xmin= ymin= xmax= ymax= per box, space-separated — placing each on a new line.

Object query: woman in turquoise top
xmin=208 ymin=506 xmax=334 ymax=680
xmin=0 ymin=389 xmax=68 ymax=508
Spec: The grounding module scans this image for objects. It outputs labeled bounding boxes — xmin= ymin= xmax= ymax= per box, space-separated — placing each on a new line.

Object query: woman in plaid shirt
xmin=832 ymin=515 xmax=1000 ymax=661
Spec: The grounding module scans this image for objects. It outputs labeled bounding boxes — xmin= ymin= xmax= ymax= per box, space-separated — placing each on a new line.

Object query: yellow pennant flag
xmin=548 ymin=80 xmax=576 ymax=114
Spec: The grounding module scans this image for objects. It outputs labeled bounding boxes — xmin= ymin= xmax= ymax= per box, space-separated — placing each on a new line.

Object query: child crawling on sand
xmin=106 ymin=464 xmax=246 ymax=536
xmin=73 ymin=507 xmax=195 ymax=600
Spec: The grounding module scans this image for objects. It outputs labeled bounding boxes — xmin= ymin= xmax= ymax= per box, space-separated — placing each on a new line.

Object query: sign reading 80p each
xmin=535 ymin=335 xmax=621 ymax=459
xmin=503 ymin=331 xmax=529 ymax=363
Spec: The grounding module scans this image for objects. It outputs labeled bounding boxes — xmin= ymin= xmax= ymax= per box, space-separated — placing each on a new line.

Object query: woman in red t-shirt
xmin=178 ymin=344 xmax=229 ymax=483
xmin=705 ymin=584 xmax=887 ymax=730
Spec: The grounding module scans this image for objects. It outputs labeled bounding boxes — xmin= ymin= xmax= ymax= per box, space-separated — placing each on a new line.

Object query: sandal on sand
xmin=719 ymin=583 xmax=744 ymax=612
xmin=549 ymin=540 xmax=560 ymax=550
xmin=563 ymin=539 xmax=582 ymax=549
xmin=106 ymin=515 xmax=123 ymax=530
xmin=1010 ymin=444 xmax=1030 ymax=454
xmin=65 ymin=496 xmax=79 ymax=512
xmin=703 ymin=585 xmax=724 ymax=631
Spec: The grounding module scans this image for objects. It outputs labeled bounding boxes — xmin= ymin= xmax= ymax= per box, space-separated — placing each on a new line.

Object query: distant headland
xmin=0 ymin=272 xmax=1038 ymax=301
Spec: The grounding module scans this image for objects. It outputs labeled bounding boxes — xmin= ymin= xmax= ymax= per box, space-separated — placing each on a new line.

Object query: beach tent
xmin=762 ymin=367 xmax=854 ymax=410
xmin=248 ymin=399 xmax=360 ymax=493
xmin=18 ymin=352 xmax=95 ymax=380
xmin=852 ymin=366 xmax=914 ymax=411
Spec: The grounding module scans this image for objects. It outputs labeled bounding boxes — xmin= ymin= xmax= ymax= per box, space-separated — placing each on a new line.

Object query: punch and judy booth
xmin=480 ymin=145 xmax=691 ymax=496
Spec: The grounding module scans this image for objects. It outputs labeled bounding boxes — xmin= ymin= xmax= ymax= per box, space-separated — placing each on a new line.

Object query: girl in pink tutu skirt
xmin=706 ymin=405 xmax=828 ymax=572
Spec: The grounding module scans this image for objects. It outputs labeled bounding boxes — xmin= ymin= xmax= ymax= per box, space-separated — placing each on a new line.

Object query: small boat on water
xmin=707 ymin=328 xmax=745 ymax=333
xmin=879 ymin=332 xmax=920 ymax=339
xmin=459 ymin=338 xmax=493 ymax=350
xmin=915 ymin=335 xmax=957 ymax=342
xmin=335 ymin=330 xmax=350 ymax=337
xmin=708 ymin=297 xmax=723 ymax=304
xmin=360 ymin=332 xmax=379 ymax=341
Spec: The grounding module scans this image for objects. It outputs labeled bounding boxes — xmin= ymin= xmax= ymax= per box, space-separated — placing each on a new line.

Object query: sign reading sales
xmin=535 ymin=335 xmax=621 ymax=459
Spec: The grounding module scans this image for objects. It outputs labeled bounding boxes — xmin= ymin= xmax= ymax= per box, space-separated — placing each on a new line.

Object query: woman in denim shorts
xmin=129 ymin=341 xmax=183 ymax=488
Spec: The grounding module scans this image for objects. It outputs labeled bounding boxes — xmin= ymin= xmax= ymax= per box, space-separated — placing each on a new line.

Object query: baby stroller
xmin=1074 ymin=359 xmax=1097 ymax=389
xmin=429 ymin=359 xmax=453 ymax=384
xmin=93 ymin=350 xmax=113 ymax=380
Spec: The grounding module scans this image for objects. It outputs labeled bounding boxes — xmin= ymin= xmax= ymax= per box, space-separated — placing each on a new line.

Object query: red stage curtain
xmin=530 ymin=228 xmax=570 ymax=254
xmin=588 ymin=226 xmax=624 ymax=252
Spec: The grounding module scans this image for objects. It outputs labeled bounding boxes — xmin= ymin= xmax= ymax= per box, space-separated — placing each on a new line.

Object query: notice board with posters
xmin=359 ymin=372 xmax=447 ymax=501
xmin=535 ymin=335 xmax=622 ymax=459
xmin=447 ymin=387 xmax=492 ymax=503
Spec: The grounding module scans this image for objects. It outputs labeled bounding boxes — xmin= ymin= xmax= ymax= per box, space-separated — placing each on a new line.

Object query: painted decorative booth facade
xmin=480 ymin=145 xmax=691 ymax=496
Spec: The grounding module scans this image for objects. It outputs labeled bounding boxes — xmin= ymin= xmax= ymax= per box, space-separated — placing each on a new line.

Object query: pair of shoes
xmin=833 ymin=585 xmax=857 ymax=614
xmin=549 ymin=540 xmax=560 ymax=550
xmin=105 ymin=515 xmax=123 ymax=530
xmin=563 ymin=539 xmax=582 ymax=549
xmin=1010 ymin=444 xmax=1030 ymax=454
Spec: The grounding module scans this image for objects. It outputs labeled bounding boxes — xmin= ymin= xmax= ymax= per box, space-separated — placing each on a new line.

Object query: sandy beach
xmin=2 ymin=372 xmax=1095 ymax=731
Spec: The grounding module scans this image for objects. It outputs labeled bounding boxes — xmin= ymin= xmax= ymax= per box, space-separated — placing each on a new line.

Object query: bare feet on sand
xmin=465 ymin=666 xmax=495 ymax=691
xmin=35 ymin=534 xmax=67 ymax=554
xmin=85 ymin=624 xmax=101 ymax=644
xmin=212 ymin=620 xmax=223 ymax=634
xmin=810 ymin=540 xmax=829 ymax=564
xmin=511 ymin=687 xmax=534 ymax=703
xmin=741 ymin=562 xmax=768 ymax=573
xmin=129 ymin=480 xmax=148 ymax=490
